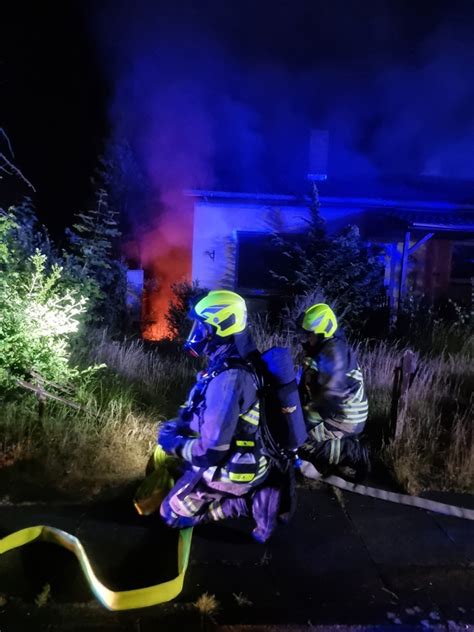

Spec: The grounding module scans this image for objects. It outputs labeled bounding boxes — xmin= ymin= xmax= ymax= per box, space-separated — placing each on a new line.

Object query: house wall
xmin=423 ymin=239 xmax=453 ymax=299
xmin=449 ymin=239 xmax=474 ymax=304
xmin=384 ymin=236 xmax=473 ymax=308
xmin=191 ymin=198 xmax=366 ymax=290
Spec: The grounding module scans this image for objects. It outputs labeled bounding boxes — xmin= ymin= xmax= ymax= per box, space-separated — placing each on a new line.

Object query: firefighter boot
xmin=251 ymin=486 xmax=281 ymax=543
xmin=337 ymin=437 xmax=370 ymax=482
xmin=298 ymin=440 xmax=333 ymax=476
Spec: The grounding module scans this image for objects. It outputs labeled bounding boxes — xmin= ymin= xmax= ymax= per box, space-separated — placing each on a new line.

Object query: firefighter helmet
xmin=185 ymin=290 xmax=248 ymax=356
xmin=299 ymin=303 xmax=338 ymax=338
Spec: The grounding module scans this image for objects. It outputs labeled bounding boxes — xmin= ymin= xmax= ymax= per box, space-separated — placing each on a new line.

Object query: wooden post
xmin=397 ymin=231 xmax=411 ymax=314
xmin=37 ymin=390 xmax=46 ymax=421
xmin=390 ymin=349 xmax=417 ymax=440
xmin=31 ymin=371 xmax=46 ymax=421
xmin=471 ymin=277 xmax=474 ymax=324
xmin=388 ymin=242 xmax=398 ymax=327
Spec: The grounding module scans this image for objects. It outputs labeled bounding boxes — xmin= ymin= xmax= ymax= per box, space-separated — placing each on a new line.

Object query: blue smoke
xmin=90 ymin=0 xmax=474 ymax=203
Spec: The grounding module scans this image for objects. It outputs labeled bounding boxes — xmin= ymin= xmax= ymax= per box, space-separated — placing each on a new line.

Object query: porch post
xmin=397 ymin=231 xmax=411 ymax=318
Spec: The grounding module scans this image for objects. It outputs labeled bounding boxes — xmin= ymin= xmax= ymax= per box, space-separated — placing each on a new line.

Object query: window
xmin=236 ymin=231 xmax=302 ymax=291
xmin=451 ymin=241 xmax=474 ymax=279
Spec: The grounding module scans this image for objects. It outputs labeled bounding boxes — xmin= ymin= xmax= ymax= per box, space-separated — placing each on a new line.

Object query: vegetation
xmin=0 ymin=161 xmax=134 ymax=495
xmin=65 ymin=189 xmax=127 ymax=333
xmin=194 ymin=592 xmax=220 ymax=619
xmin=272 ymin=185 xmax=385 ymax=330
xmin=1 ymin=302 xmax=472 ymax=497
xmin=0 ymin=331 xmax=197 ymax=497
xmin=251 ymin=294 xmax=474 ymax=494
xmin=0 ymin=210 xmax=87 ymax=391
xmin=0 ymin=156 xmax=471 ymax=498
xmin=395 ymin=294 xmax=473 ymax=356
xmin=359 ymin=340 xmax=473 ymax=494
xmin=165 ymin=280 xmax=205 ymax=342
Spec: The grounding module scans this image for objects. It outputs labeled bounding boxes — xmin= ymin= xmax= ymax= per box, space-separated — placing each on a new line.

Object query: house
xmin=126 ymin=130 xmax=474 ymax=338
xmin=189 ymin=177 xmax=474 ymax=305
xmin=126 ymin=176 xmax=474 ymax=338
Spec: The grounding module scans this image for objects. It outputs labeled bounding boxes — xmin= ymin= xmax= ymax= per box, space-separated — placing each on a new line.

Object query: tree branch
xmin=0 ymin=128 xmax=36 ymax=192
xmin=0 ymin=128 xmax=14 ymax=157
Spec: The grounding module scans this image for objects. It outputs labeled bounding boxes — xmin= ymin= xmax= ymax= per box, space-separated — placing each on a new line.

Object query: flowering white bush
xmin=0 ymin=217 xmax=88 ymax=391
xmin=25 ymin=253 xmax=88 ymax=338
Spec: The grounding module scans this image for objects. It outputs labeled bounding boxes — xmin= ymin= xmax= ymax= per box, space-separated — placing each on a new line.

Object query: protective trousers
xmin=300 ymin=428 xmax=369 ymax=478
xmin=160 ymin=470 xmax=281 ymax=542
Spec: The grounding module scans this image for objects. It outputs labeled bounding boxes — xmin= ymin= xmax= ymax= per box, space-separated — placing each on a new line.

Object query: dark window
xmin=236 ymin=231 xmax=302 ymax=291
xmin=451 ymin=242 xmax=474 ymax=279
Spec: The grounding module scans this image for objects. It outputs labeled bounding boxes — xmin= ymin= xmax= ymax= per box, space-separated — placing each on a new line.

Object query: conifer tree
xmin=273 ymin=184 xmax=385 ymax=329
xmin=65 ymin=190 xmax=126 ymax=331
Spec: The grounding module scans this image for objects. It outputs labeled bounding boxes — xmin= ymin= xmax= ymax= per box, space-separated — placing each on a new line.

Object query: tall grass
xmin=1 ymin=325 xmax=472 ymax=497
xmin=252 ymin=316 xmax=474 ymax=494
xmin=80 ymin=330 xmax=197 ymax=417
xmin=0 ymin=332 xmax=197 ymax=497
xmin=0 ymin=381 xmax=157 ymax=496
xmin=359 ymin=341 xmax=473 ymax=493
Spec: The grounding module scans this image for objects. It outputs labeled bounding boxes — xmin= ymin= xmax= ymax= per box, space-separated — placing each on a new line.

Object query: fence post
xmin=471 ymin=277 xmax=474 ymax=324
xmin=390 ymin=349 xmax=417 ymax=440
xmin=37 ymin=390 xmax=46 ymax=421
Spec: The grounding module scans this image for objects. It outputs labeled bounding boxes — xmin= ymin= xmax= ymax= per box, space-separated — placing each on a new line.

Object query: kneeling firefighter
xmin=158 ymin=290 xmax=306 ymax=542
xmin=296 ymin=303 xmax=370 ymax=479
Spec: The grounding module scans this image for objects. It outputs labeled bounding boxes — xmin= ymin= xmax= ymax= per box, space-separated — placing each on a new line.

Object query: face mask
xmin=184 ymin=320 xmax=213 ymax=357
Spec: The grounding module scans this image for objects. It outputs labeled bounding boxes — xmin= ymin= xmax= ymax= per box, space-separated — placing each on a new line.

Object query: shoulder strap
xmin=214 ymin=357 xmax=262 ymax=388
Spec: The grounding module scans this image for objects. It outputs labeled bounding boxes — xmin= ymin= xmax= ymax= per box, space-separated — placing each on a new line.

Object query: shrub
xmin=395 ymin=294 xmax=473 ymax=356
xmin=64 ymin=189 xmax=127 ymax=333
xmin=0 ymin=211 xmax=87 ymax=391
xmin=165 ymin=280 xmax=205 ymax=342
xmin=272 ymin=185 xmax=385 ymax=332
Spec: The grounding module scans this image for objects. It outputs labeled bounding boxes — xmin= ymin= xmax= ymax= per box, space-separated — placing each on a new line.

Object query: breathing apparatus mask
xmin=183 ymin=289 xmax=248 ymax=358
xmin=184 ymin=320 xmax=214 ymax=357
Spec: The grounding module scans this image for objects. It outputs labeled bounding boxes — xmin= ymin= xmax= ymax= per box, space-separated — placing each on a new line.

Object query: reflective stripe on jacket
xmin=178 ymin=353 xmax=269 ymax=486
xmin=299 ymin=331 xmax=368 ymax=435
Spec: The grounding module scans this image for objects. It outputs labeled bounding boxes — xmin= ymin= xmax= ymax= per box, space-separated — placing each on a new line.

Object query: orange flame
xmin=140 ymin=194 xmax=193 ymax=340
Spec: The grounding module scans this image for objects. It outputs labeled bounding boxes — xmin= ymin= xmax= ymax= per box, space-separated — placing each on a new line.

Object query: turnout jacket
xmin=299 ymin=330 xmax=368 ymax=436
xmin=173 ymin=345 xmax=269 ymax=489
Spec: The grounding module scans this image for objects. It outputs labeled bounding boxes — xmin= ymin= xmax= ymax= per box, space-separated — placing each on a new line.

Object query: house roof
xmin=187 ymin=176 xmax=474 ymax=204
xmin=382 ymin=209 xmax=474 ymax=232
xmin=186 ymin=176 xmax=474 ymax=233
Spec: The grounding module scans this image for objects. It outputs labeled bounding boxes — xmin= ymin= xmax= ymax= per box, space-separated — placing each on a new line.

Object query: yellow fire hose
xmin=0 ymin=447 xmax=193 ymax=611
xmin=1 ymin=449 xmax=472 ymax=611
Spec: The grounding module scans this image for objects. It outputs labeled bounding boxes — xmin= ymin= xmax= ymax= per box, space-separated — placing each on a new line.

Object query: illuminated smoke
xmin=90 ymin=3 xmax=474 ymax=338
xmin=136 ymin=82 xmax=213 ymax=338
xmin=139 ymin=194 xmax=195 ymax=340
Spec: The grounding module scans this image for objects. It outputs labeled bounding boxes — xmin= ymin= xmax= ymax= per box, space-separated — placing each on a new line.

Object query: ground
xmin=0 ymin=474 xmax=472 ymax=631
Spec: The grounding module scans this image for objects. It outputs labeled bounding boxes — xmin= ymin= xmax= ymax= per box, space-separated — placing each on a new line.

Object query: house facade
xmin=189 ymin=179 xmax=474 ymax=308
xmin=127 ymin=177 xmax=474 ymax=337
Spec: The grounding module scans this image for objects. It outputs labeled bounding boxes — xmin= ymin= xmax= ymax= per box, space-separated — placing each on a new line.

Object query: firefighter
xmin=158 ymin=290 xmax=280 ymax=542
xmin=296 ymin=303 xmax=370 ymax=479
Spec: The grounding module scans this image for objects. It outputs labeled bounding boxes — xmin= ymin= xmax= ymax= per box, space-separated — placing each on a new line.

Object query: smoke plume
xmin=90 ymin=0 xmax=474 ymax=336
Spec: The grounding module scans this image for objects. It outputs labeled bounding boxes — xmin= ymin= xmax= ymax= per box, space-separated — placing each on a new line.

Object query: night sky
xmin=2 ymin=0 xmax=474 ymax=235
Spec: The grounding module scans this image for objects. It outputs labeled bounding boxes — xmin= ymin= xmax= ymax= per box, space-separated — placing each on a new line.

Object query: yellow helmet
xmin=185 ymin=290 xmax=247 ymax=356
xmin=192 ymin=290 xmax=247 ymax=336
xmin=300 ymin=303 xmax=338 ymax=338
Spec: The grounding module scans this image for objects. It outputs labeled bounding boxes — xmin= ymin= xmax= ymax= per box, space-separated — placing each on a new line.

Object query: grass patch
xmin=233 ymin=592 xmax=253 ymax=607
xmin=0 ymin=333 xmax=197 ymax=498
xmin=34 ymin=583 xmax=51 ymax=608
xmin=194 ymin=592 xmax=220 ymax=617
xmin=359 ymin=340 xmax=473 ymax=494
xmin=1 ymin=326 xmax=472 ymax=498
